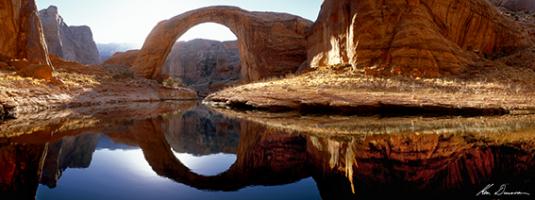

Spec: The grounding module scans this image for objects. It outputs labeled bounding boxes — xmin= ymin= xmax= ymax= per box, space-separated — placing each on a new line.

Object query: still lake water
xmin=1 ymin=102 xmax=535 ymax=200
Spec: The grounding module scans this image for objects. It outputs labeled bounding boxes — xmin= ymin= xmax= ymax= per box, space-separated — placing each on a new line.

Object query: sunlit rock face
xmin=39 ymin=6 xmax=100 ymax=64
xmin=307 ymin=0 xmax=532 ymax=77
xmin=492 ymin=0 xmax=535 ymax=12
xmin=131 ymin=6 xmax=312 ymax=82
xmin=162 ymin=39 xmax=241 ymax=96
xmin=0 ymin=0 xmax=53 ymax=78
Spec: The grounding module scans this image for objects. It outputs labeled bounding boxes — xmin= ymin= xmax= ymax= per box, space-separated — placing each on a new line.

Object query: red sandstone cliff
xmin=307 ymin=0 xmax=533 ymax=77
xmin=0 ymin=0 xmax=53 ymax=80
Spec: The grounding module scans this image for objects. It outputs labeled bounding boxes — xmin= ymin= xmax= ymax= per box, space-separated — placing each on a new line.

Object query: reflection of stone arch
xmin=138 ymin=124 xmax=310 ymax=191
xmin=131 ymin=6 xmax=312 ymax=82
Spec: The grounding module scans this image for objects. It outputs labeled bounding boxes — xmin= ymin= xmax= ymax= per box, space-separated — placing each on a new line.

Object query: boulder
xmin=39 ymin=6 xmax=101 ymax=64
xmin=17 ymin=64 xmax=54 ymax=81
xmin=8 ymin=59 xmax=31 ymax=71
xmin=307 ymin=0 xmax=532 ymax=77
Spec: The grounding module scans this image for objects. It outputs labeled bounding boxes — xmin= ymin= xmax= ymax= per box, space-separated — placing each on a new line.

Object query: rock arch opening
xmin=131 ymin=6 xmax=312 ymax=83
xmin=162 ymin=23 xmax=241 ymax=97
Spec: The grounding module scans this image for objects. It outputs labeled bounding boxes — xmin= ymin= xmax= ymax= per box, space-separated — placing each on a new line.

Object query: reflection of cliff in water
xmin=0 ymin=142 xmax=45 ymax=200
xmin=1 ymin=105 xmax=535 ymax=199
xmin=163 ymin=107 xmax=240 ymax=155
xmin=40 ymin=133 xmax=99 ymax=188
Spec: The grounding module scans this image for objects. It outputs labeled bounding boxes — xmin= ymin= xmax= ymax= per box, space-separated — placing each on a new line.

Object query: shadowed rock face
xmin=131 ymin=6 xmax=312 ymax=82
xmin=163 ymin=39 xmax=241 ymax=96
xmin=40 ymin=134 xmax=99 ymax=188
xmin=307 ymin=0 xmax=532 ymax=77
xmin=39 ymin=6 xmax=100 ymax=65
xmin=492 ymin=0 xmax=535 ymax=12
xmin=0 ymin=143 xmax=46 ymax=199
xmin=0 ymin=0 xmax=52 ymax=69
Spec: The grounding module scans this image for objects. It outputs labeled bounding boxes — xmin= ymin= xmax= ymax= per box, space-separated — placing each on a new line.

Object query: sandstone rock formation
xmin=307 ymin=0 xmax=533 ymax=77
xmin=97 ymin=43 xmax=137 ymax=62
xmin=16 ymin=64 xmax=54 ymax=80
xmin=163 ymin=39 xmax=241 ymax=96
xmin=131 ymin=6 xmax=312 ymax=82
xmin=39 ymin=6 xmax=100 ymax=64
xmin=0 ymin=0 xmax=53 ymax=79
xmin=492 ymin=0 xmax=535 ymax=12
xmin=103 ymin=50 xmax=139 ymax=67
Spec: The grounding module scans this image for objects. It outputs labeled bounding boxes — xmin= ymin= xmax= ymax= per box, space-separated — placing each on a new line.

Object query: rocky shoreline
xmin=205 ymin=98 xmax=511 ymax=117
xmin=0 ymin=57 xmax=197 ymax=120
xmin=204 ymin=69 xmax=535 ymax=117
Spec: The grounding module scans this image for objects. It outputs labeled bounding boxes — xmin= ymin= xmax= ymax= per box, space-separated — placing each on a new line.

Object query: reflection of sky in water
xmin=36 ymin=148 xmax=321 ymax=200
xmin=172 ymin=152 xmax=236 ymax=176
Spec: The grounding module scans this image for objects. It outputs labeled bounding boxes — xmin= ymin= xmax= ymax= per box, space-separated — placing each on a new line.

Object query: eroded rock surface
xmin=131 ymin=6 xmax=312 ymax=82
xmin=307 ymin=0 xmax=532 ymax=77
xmin=39 ymin=6 xmax=100 ymax=64
xmin=0 ymin=0 xmax=53 ymax=79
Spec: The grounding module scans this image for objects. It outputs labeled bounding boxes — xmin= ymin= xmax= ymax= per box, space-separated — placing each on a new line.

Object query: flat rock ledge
xmin=204 ymin=97 xmax=511 ymax=117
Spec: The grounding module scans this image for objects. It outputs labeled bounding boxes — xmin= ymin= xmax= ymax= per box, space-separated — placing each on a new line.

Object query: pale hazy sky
xmin=36 ymin=0 xmax=323 ymax=47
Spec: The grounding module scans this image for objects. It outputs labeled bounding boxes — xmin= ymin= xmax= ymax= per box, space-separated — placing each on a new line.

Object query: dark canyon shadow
xmin=1 ymin=105 xmax=535 ymax=200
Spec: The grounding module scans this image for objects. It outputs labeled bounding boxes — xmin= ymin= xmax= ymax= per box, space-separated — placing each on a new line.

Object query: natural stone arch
xmin=136 ymin=121 xmax=310 ymax=191
xmin=131 ymin=6 xmax=313 ymax=82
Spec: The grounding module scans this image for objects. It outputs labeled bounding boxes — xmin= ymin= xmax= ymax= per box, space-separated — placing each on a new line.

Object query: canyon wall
xmin=0 ymin=0 xmax=53 ymax=79
xmin=162 ymin=39 xmax=241 ymax=96
xmin=39 ymin=6 xmax=100 ymax=65
xmin=307 ymin=0 xmax=532 ymax=77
